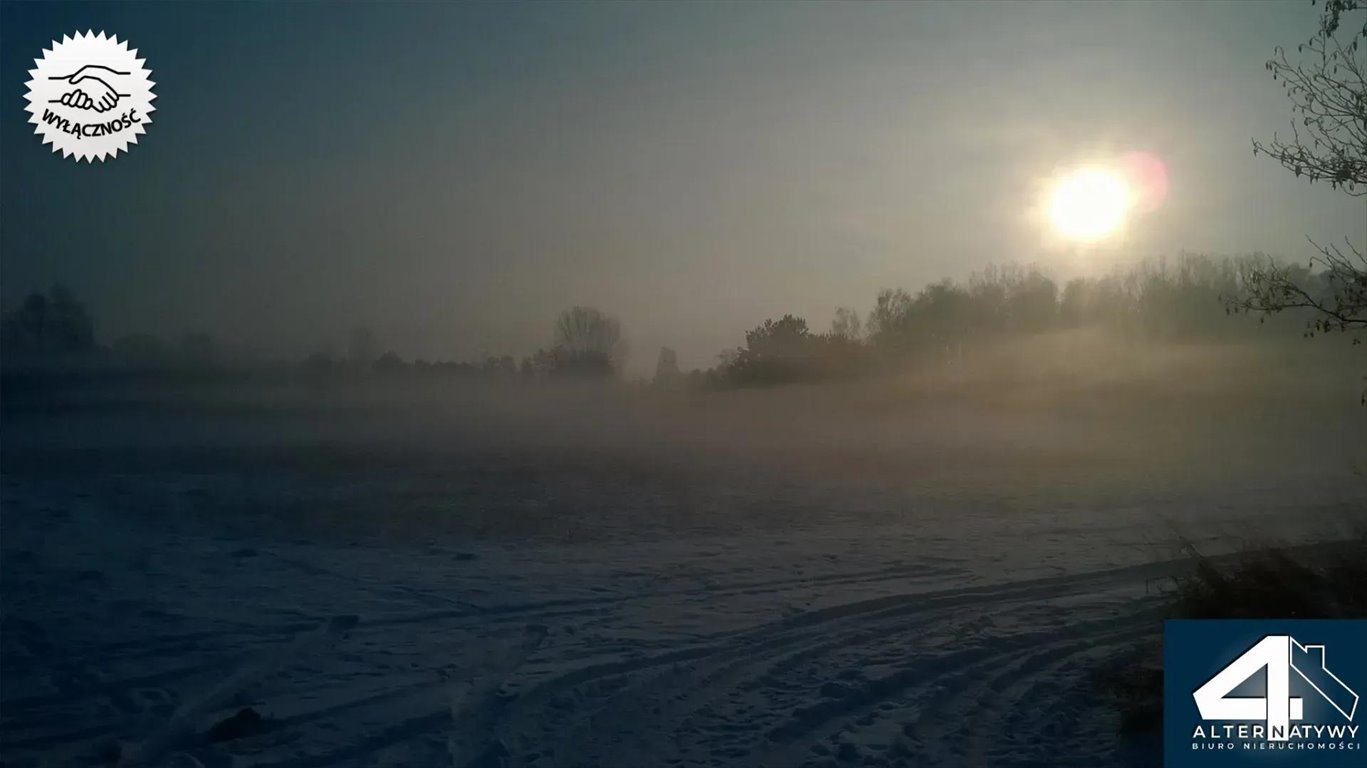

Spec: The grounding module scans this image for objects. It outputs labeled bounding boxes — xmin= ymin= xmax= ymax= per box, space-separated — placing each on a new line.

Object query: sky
xmin=3 ymin=1 xmax=1364 ymax=371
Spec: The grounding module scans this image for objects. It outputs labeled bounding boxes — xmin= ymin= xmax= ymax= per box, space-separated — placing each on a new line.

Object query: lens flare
xmin=1121 ymin=151 xmax=1169 ymax=213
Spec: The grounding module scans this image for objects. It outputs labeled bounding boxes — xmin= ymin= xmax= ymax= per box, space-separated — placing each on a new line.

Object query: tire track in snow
xmin=967 ymin=630 xmax=1149 ymax=767
xmin=1 ymin=557 xmax=1178 ymax=767
xmin=739 ymin=606 xmax=1160 ymax=767
xmin=31 ymin=551 xmax=1175 ymax=698
xmin=534 ymin=593 xmax=1031 ymax=765
xmin=518 ymin=572 xmax=1168 ymax=767
xmin=883 ymin=606 xmax=1165 ymax=768
xmin=218 ymin=566 xmax=1138 ymax=767
xmin=35 ymin=557 xmax=960 ymax=678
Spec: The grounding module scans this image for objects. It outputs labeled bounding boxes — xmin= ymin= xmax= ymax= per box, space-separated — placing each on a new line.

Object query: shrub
xmin=1096 ymin=531 xmax=1367 ymax=737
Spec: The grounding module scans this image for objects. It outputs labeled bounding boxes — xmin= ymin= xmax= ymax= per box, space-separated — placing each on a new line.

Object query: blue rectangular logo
xmin=1165 ymin=620 xmax=1367 ymax=767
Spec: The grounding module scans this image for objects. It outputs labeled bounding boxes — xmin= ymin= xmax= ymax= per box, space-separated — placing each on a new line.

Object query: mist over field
xmin=3 ymin=1 xmax=1366 ymax=767
xmin=4 ymin=318 xmax=1364 ymax=766
xmin=6 ymin=325 xmax=1362 ymax=542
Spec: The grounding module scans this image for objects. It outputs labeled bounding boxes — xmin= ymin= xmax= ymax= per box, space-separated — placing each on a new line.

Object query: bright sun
xmin=1047 ymin=166 xmax=1133 ymax=243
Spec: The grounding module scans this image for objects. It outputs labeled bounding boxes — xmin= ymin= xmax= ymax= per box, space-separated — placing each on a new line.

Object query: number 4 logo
xmin=1193 ymin=635 xmax=1359 ymax=742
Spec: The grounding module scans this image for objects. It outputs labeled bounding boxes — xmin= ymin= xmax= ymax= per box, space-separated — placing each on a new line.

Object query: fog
xmin=4 ymin=2 xmax=1366 ymax=766
xmin=3 ymin=1 xmax=1366 ymax=369
xmin=5 ymin=327 xmax=1360 ymax=548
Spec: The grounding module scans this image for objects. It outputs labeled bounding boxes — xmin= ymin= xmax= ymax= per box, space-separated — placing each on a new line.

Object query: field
xmin=2 ymin=338 xmax=1363 ymax=767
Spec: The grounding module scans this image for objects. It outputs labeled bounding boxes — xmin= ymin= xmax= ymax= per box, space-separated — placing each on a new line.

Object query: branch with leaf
xmin=1229 ymin=239 xmax=1367 ymax=341
xmin=1233 ymin=1 xmax=1367 ymax=344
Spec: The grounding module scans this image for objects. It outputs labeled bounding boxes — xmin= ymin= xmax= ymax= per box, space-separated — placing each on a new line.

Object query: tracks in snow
xmin=1 ymin=550 xmax=1176 ymax=768
xmin=511 ymin=562 xmax=1168 ymax=768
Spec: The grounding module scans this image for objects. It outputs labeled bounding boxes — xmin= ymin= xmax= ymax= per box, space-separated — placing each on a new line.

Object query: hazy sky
xmin=3 ymin=1 xmax=1364 ymax=371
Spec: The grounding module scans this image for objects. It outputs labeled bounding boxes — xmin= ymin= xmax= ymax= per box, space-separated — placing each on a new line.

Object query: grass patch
xmin=1169 ymin=534 xmax=1367 ymax=620
xmin=1096 ymin=531 xmax=1367 ymax=737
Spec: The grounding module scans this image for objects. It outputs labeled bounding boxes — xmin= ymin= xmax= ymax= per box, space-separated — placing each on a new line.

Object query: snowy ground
xmin=1 ymin=385 xmax=1362 ymax=767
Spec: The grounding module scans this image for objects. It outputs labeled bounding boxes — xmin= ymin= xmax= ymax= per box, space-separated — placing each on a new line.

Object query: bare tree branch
xmin=1236 ymin=1 xmax=1367 ymax=346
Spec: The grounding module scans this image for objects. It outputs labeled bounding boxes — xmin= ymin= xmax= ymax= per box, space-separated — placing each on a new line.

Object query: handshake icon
xmin=48 ymin=64 xmax=131 ymax=113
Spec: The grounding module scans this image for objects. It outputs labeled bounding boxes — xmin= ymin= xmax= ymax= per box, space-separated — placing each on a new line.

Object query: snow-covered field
xmin=1 ymin=380 xmax=1362 ymax=767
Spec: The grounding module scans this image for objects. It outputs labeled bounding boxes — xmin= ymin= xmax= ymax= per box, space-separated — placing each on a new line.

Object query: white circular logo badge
xmin=24 ymin=31 xmax=156 ymax=163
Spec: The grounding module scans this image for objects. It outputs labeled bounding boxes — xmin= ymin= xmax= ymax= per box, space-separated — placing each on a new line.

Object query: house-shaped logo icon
xmin=1193 ymin=635 xmax=1359 ymax=740
xmin=1165 ymin=619 xmax=1367 ymax=768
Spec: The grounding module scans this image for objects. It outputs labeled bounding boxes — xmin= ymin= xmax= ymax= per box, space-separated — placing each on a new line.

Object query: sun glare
xmin=1047 ymin=167 xmax=1133 ymax=243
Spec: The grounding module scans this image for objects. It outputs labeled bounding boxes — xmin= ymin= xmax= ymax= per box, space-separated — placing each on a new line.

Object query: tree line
xmin=4 ymin=2 xmax=1363 ymax=392
xmin=0 ymin=296 xmax=629 ymax=382
xmin=710 ymin=253 xmax=1348 ymax=387
xmin=0 ymin=252 xmax=1351 ymax=391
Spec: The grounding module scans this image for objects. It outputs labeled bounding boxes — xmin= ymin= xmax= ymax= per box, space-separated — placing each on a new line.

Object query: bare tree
xmin=1233 ymin=241 xmax=1366 ymax=337
xmin=1232 ymin=1 xmax=1367 ymax=339
xmin=1 ymin=285 xmax=97 ymax=364
xmin=552 ymin=306 xmax=626 ymax=375
xmin=654 ymin=346 xmax=680 ymax=385
xmin=830 ymin=306 xmax=863 ymax=341
xmin=348 ymin=326 xmax=377 ymax=370
xmin=1253 ymin=0 xmax=1367 ymax=194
